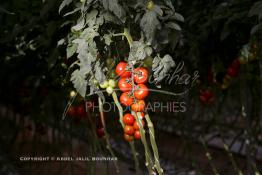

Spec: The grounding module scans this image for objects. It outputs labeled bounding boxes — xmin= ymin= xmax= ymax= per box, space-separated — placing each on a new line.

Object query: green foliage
xmin=60 ymin=0 xmax=183 ymax=97
xmin=152 ymin=54 xmax=175 ymax=83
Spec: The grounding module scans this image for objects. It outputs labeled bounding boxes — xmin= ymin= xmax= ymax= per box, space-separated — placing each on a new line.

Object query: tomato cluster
xmin=123 ymin=113 xmax=145 ymax=141
xmin=221 ymin=59 xmax=241 ymax=89
xmin=116 ymin=62 xmax=149 ymax=112
xmin=116 ymin=61 xmax=149 ymax=142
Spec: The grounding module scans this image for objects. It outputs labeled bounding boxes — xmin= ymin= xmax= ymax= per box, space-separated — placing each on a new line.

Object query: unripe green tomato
xmin=106 ymin=58 xmax=115 ymax=67
xmin=146 ymin=1 xmax=155 ymax=10
xmin=106 ymin=86 xmax=114 ymax=94
xmin=61 ymin=63 xmax=67 ymax=69
xmin=70 ymin=90 xmax=77 ymax=97
xmin=108 ymin=79 xmax=116 ymax=88
xmin=143 ymin=56 xmax=153 ymax=68
xmin=100 ymin=80 xmax=109 ymax=89
xmin=249 ymin=53 xmax=256 ymax=61
xmin=238 ymin=55 xmax=247 ymax=65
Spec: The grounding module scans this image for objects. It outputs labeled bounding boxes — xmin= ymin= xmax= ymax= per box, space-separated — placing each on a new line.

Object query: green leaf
xmin=128 ymin=40 xmax=152 ymax=62
xmin=85 ymin=10 xmax=98 ymax=26
xmin=59 ymin=0 xmax=73 ymax=14
xmin=101 ymin=11 xmax=119 ymax=24
xmin=153 ymin=5 xmax=163 ymax=16
xmin=163 ymin=0 xmax=174 ymax=10
xmin=73 ymin=39 xmax=96 ymax=65
xmin=66 ymin=43 xmax=77 ymax=58
xmin=57 ymin=38 xmax=65 ymax=46
xmin=72 ymin=17 xmax=85 ymax=31
xmin=63 ymin=7 xmax=81 ymax=16
xmin=152 ymin=54 xmax=175 ymax=83
xmin=94 ymin=62 xmax=106 ymax=83
xmin=103 ymin=32 xmax=113 ymax=46
xmin=140 ymin=11 xmax=160 ymax=43
xmin=70 ymin=68 xmax=88 ymax=97
xmin=102 ymin=0 xmax=126 ymax=22
xmin=166 ymin=22 xmax=181 ymax=31
xmin=173 ymin=13 xmax=184 ymax=22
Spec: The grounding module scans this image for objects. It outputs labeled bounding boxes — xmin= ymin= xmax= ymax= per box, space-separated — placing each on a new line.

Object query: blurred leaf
xmin=251 ymin=23 xmax=262 ymax=35
xmin=59 ymin=0 xmax=73 ymax=14
xmin=0 ymin=6 xmax=14 ymax=15
xmin=248 ymin=1 xmax=262 ymax=17
xmin=166 ymin=22 xmax=181 ymax=31
xmin=173 ymin=13 xmax=184 ymax=22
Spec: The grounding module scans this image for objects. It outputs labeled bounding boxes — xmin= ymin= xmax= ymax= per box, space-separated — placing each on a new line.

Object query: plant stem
xmin=112 ymin=91 xmax=139 ymax=171
xmin=132 ymin=111 xmax=155 ymax=175
xmin=112 ymin=92 xmax=125 ymax=128
xmin=113 ymin=28 xmax=133 ymax=47
xmin=98 ymin=97 xmax=120 ymax=173
xmin=123 ymin=28 xmax=133 ymax=47
xmin=200 ymin=136 xmax=220 ymax=175
xmin=143 ymin=113 xmax=164 ymax=175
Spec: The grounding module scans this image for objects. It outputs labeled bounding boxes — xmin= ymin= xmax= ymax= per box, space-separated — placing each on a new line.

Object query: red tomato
xmin=199 ymin=90 xmax=214 ymax=104
xmin=134 ymin=67 xmax=149 ymax=84
xmin=134 ymin=131 xmax=141 ymax=140
xmin=203 ymin=90 xmax=213 ymax=99
xmin=123 ymin=113 xmax=135 ymax=125
xmin=118 ymin=77 xmax=132 ymax=92
xmin=67 ymin=106 xmax=76 ymax=116
xmin=134 ymin=84 xmax=149 ymax=100
xmin=76 ymin=105 xmax=86 ymax=117
xmin=120 ymin=92 xmax=134 ymax=106
xmin=116 ymin=62 xmax=131 ymax=77
xmin=124 ymin=133 xmax=134 ymax=142
xmin=227 ymin=67 xmax=238 ymax=77
xmin=231 ymin=59 xmax=240 ymax=70
xmin=199 ymin=95 xmax=207 ymax=103
xmin=133 ymin=120 xmax=145 ymax=130
xmin=138 ymin=112 xmax=145 ymax=119
xmin=124 ymin=125 xmax=135 ymax=135
xmin=131 ymin=100 xmax=146 ymax=112
xmin=97 ymin=127 xmax=105 ymax=138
